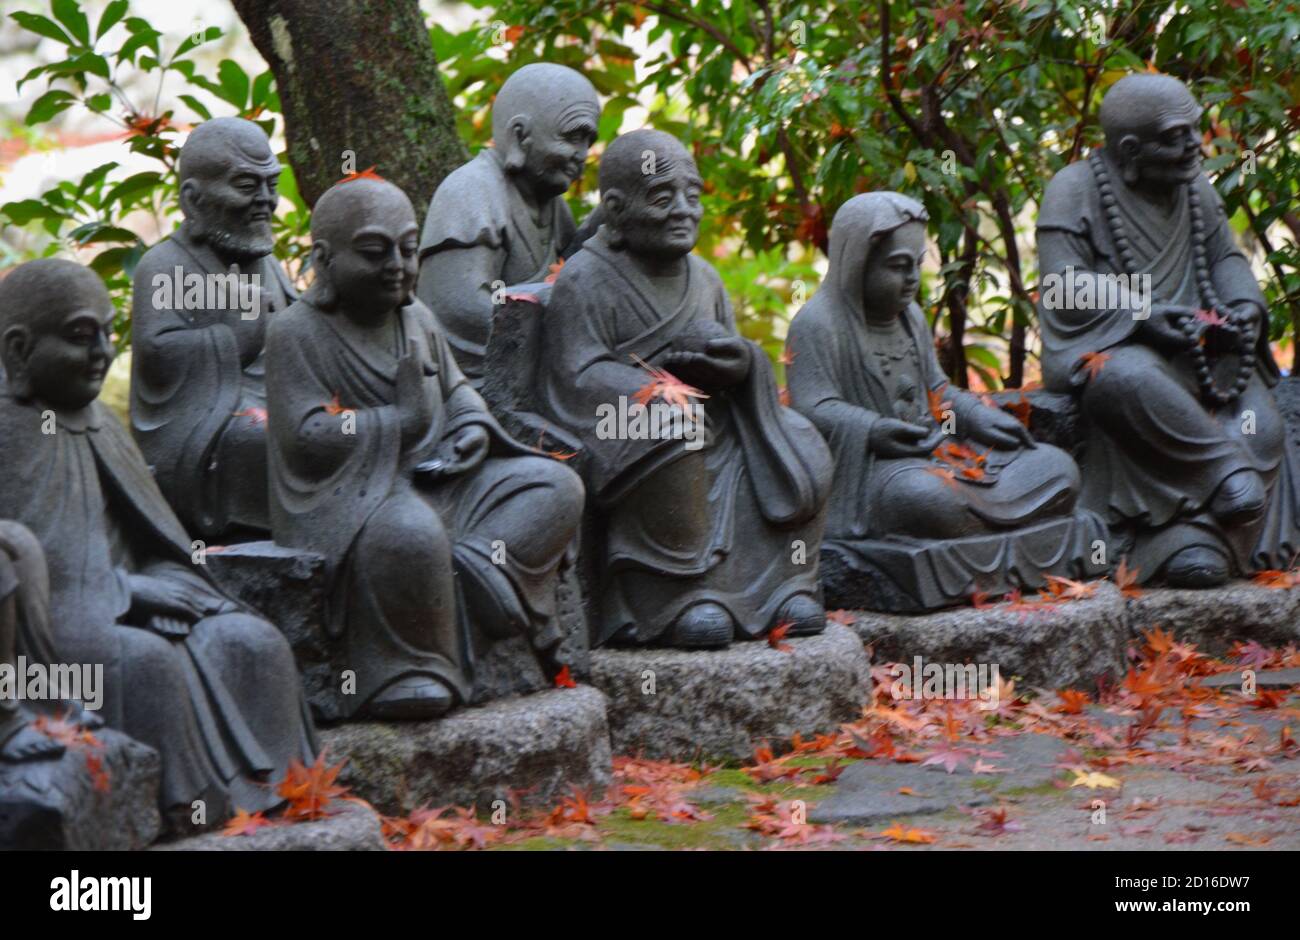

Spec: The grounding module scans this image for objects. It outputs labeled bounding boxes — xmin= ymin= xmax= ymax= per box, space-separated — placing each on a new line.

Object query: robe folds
xmin=539 ymin=228 xmax=833 ymax=644
xmin=1036 ymin=157 xmax=1300 ymax=575
xmin=417 ymin=150 xmax=577 ymax=380
xmin=787 ymin=194 xmax=1106 ymax=609
xmin=266 ymin=298 xmax=583 ymax=714
xmin=0 ymin=388 xmax=317 ymax=818
xmin=130 ymin=223 xmax=296 ymax=538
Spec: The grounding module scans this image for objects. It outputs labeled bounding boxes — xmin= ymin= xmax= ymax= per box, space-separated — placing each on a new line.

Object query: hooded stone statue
xmin=788 ymin=192 xmax=1107 ymax=610
xmin=130 ymin=117 xmax=296 ymax=539
xmin=0 ymin=258 xmax=316 ymax=828
xmin=1036 ymin=73 xmax=1300 ymax=586
xmin=537 ymin=128 xmax=832 ymax=647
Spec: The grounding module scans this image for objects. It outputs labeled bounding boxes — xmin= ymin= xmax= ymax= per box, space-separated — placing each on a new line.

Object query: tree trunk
xmin=230 ymin=0 xmax=468 ymax=220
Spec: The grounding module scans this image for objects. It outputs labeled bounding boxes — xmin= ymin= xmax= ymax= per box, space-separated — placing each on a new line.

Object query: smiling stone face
xmin=1100 ymin=74 xmax=1205 ymax=189
xmin=600 ymin=129 xmax=704 ymax=261
xmin=0 ymin=259 xmax=115 ymax=410
xmin=310 ymin=177 xmax=419 ymax=319
xmin=494 ymin=63 xmax=600 ymax=202
xmin=179 ymin=117 xmax=281 ymax=261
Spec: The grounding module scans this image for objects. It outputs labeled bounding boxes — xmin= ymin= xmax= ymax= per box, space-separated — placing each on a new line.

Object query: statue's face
xmin=185 ymin=152 xmax=280 ymax=260
xmin=518 ymin=102 xmax=598 ymax=200
xmin=1119 ymin=104 xmax=1203 ymax=188
xmin=612 ymin=157 xmax=704 ymax=261
xmin=322 ymin=198 xmax=419 ymax=318
xmin=12 ymin=291 xmax=115 ymax=410
xmin=862 ymin=221 xmax=925 ymax=318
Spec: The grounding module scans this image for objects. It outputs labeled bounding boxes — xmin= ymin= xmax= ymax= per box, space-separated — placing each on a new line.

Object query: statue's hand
xmin=439 ymin=424 xmax=490 ymax=477
xmin=128 ymin=574 xmax=225 ymax=628
xmin=663 ymin=337 xmax=751 ymax=391
xmin=964 ymin=406 xmax=1036 ymax=451
xmin=395 ymin=338 xmax=434 ymax=443
xmin=869 ymin=418 xmax=944 ymax=459
xmin=1135 ymin=304 xmax=1198 ymax=352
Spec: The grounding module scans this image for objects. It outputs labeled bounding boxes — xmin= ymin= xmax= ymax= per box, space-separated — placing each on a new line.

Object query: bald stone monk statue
xmin=1036 ymin=73 xmax=1300 ymax=587
xmin=416 ymin=63 xmax=602 ymax=383
xmin=788 ymin=193 xmax=1107 ymax=611
xmin=537 ymin=129 xmax=833 ymax=648
xmin=0 ymin=259 xmax=317 ymax=828
xmin=266 ymin=176 xmax=584 ymax=720
xmin=131 ymin=117 xmax=296 ymax=540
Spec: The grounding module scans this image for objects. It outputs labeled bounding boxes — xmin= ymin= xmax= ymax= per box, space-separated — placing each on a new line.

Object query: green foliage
xmin=3 ymin=0 xmax=306 ymax=348
xmin=441 ymin=0 xmax=1300 ymax=386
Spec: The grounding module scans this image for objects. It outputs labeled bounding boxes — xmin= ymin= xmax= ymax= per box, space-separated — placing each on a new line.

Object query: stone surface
xmin=207 ymin=540 xmax=592 ymax=722
xmin=152 ymin=799 xmax=384 ymax=851
xmin=811 ymin=731 xmax=1070 ymax=825
xmin=1125 ymin=582 xmax=1300 ymax=655
xmin=319 ymin=686 xmax=611 ymax=815
xmin=844 ymin=582 xmax=1127 ymax=691
xmin=0 ymin=727 xmax=160 ymax=850
xmin=588 ymin=623 xmax=870 ymax=761
xmin=1200 ymin=667 xmax=1300 ymax=690
xmin=989 ymin=388 xmax=1085 ymax=455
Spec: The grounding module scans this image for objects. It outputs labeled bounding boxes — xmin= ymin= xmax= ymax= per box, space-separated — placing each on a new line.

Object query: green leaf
xmin=216 ymin=59 xmax=250 ymax=108
xmin=86 ymin=92 xmax=113 ymax=112
xmin=172 ymin=25 xmax=221 ymax=60
xmin=96 ymin=0 xmax=129 ymax=40
xmin=10 ymin=11 xmax=74 ymax=46
xmin=26 ymin=89 xmax=76 ymax=125
xmin=2 ymin=199 xmax=57 ymax=225
xmin=51 ymin=0 xmax=90 ymax=46
xmin=178 ymin=94 xmax=212 ymax=121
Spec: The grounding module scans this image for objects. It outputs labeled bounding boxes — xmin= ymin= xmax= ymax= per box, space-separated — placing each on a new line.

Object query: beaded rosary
xmin=1088 ymin=150 xmax=1256 ymax=406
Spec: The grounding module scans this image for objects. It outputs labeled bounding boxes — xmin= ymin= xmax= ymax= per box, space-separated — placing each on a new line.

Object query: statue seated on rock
xmin=416 ymin=63 xmax=602 ymax=384
xmin=1036 ymin=73 xmax=1300 ymax=587
xmin=534 ymin=128 xmax=833 ymax=648
xmin=130 ymin=116 xmax=297 ymax=540
xmin=0 ymin=259 xmax=317 ymax=830
xmin=787 ymin=192 xmax=1108 ymax=612
xmin=265 ymin=176 xmax=585 ymax=721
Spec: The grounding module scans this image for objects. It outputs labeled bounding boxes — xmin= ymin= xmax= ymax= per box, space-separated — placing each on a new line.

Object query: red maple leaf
xmin=277 ymin=752 xmax=350 ymax=822
xmin=553 ymin=664 xmax=577 ymax=689
xmin=1078 ymin=351 xmax=1111 ymax=381
xmin=767 ymin=621 xmax=794 ymax=652
xmin=1113 ymin=557 xmax=1142 ymax=599
xmin=927 ymin=384 xmax=953 ymax=423
xmin=324 ymin=393 xmax=349 ymax=416
xmin=233 ymin=406 xmax=268 ymax=425
xmin=223 ymin=808 xmax=276 ymax=837
xmin=339 ymin=166 xmax=384 ymax=184
xmin=630 ymin=354 xmax=709 ymax=410
xmin=544 ymin=258 xmax=565 ymax=284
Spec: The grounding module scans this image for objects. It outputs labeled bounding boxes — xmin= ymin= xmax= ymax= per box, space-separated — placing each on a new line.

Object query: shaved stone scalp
xmin=492 ymin=63 xmax=599 ymax=145
xmin=1099 ymin=74 xmax=1202 ymax=143
xmin=311 ymin=178 xmax=417 ymax=244
xmin=0 ymin=258 xmax=110 ymax=334
xmin=179 ymin=116 xmax=277 ymax=185
xmin=599 ymin=129 xmax=698 ymax=197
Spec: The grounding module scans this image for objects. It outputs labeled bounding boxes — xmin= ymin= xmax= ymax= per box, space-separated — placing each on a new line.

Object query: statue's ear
xmin=502 ymin=115 xmax=531 ymax=173
xmin=309 ymin=240 xmax=336 ymax=309
xmin=1117 ymin=133 xmax=1142 ymax=182
xmin=179 ymin=178 xmax=202 ymax=219
xmin=1 ymin=325 xmax=33 ymax=398
xmin=601 ymin=189 xmax=626 ymax=249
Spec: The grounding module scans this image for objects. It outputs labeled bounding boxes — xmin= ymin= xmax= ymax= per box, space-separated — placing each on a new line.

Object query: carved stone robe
xmin=539 ymin=229 xmax=832 ymax=644
xmin=1037 ymin=157 xmax=1300 ymax=576
xmin=417 ymin=150 xmax=577 ymax=382
xmin=0 ymin=387 xmax=317 ymax=818
xmin=130 ymin=223 xmax=295 ymax=538
xmin=266 ymin=298 xmax=583 ymax=715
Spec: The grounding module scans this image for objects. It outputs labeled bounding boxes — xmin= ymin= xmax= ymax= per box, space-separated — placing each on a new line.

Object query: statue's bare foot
xmin=1163 ymin=545 xmax=1229 ymax=588
xmin=0 ymin=723 xmax=65 ymax=762
xmin=773 ymin=594 xmax=825 ymax=637
xmin=1210 ymin=470 xmax=1266 ymax=525
xmin=667 ymin=601 xmax=734 ymax=649
xmin=363 ymin=677 xmax=454 ymax=721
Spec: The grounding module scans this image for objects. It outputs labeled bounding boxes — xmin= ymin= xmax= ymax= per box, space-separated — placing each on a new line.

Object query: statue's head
xmin=308 ymin=176 xmax=418 ymax=321
xmin=494 ymin=63 xmax=600 ymax=201
xmin=1100 ymin=74 xmax=1204 ymax=189
xmin=599 ymin=129 xmax=703 ymax=261
xmin=0 ymin=259 xmax=115 ymax=410
xmin=178 ymin=116 xmax=280 ymax=261
xmin=828 ymin=192 xmax=928 ymax=320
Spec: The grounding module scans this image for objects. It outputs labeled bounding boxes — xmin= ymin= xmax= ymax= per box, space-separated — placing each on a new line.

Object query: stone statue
xmin=130 ymin=117 xmax=297 ymax=540
xmin=788 ymin=192 xmax=1107 ymax=611
xmin=1036 ymin=73 xmax=1299 ymax=586
xmin=536 ymin=128 xmax=833 ymax=648
xmin=0 ymin=522 xmax=65 ymax=763
xmin=265 ymin=176 xmax=584 ymax=720
xmin=0 ymin=259 xmax=317 ymax=827
xmin=416 ymin=63 xmax=602 ymax=383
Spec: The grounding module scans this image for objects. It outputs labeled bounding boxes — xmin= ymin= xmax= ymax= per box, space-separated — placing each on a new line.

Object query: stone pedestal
xmin=205 ymin=540 xmax=591 ymax=721
xmin=843 ymin=582 xmax=1127 ymax=691
xmin=319 ymin=686 xmax=612 ymax=815
xmin=0 ymin=727 xmax=160 ymax=850
xmin=1125 ymin=582 xmax=1300 ymax=655
xmin=152 ymin=799 xmax=384 ymax=851
xmin=587 ymin=623 xmax=870 ymax=761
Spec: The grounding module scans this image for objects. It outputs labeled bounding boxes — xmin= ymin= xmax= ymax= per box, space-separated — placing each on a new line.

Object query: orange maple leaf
xmin=1113 ymin=557 xmax=1142 ymax=599
xmin=544 ymin=257 xmax=565 ymax=283
xmin=277 ymin=752 xmax=350 ymax=822
xmin=1077 ymin=351 xmax=1110 ymax=381
xmin=339 ymin=165 xmax=384 ymax=184
xmin=767 ymin=621 xmax=794 ymax=653
xmin=553 ymin=664 xmax=577 ymax=689
xmin=1007 ymin=391 xmax=1032 ymax=428
xmin=630 ymin=354 xmax=709 ymax=410
xmin=223 ymin=808 xmax=276 ymax=837
xmin=324 ymin=393 xmax=350 ymax=416
xmin=880 ymin=821 xmax=937 ymax=844
xmin=1054 ymin=689 xmax=1092 ymax=715
xmin=1043 ymin=575 xmax=1099 ymax=602
xmin=1252 ymin=568 xmax=1296 ymax=590
xmin=927 ymin=384 xmax=953 ymax=423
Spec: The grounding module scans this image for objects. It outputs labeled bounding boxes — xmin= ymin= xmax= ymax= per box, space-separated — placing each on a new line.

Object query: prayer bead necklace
xmin=1088 ymin=150 xmax=1255 ymax=407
